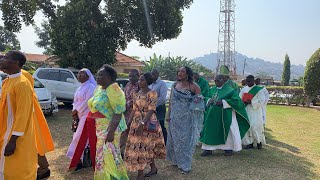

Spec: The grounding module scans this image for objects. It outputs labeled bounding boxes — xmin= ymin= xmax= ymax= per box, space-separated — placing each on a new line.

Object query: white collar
xmin=8 ymin=72 xmax=22 ymax=79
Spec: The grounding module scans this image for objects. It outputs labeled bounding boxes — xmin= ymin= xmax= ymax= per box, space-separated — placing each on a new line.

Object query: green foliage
xmin=118 ymin=73 xmax=129 ymax=78
xmin=266 ymin=86 xmax=307 ymax=105
xmin=304 ymin=48 xmax=320 ymax=99
xmin=281 ymin=54 xmax=291 ymax=86
xmin=1 ymin=0 xmax=193 ymax=72
xmin=143 ymin=54 xmax=214 ymax=81
xmin=22 ymin=62 xmax=40 ymax=75
xmin=0 ymin=26 xmax=21 ymax=52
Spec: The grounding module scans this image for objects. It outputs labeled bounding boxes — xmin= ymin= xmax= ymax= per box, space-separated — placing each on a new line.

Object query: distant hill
xmin=193 ymin=52 xmax=305 ymax=80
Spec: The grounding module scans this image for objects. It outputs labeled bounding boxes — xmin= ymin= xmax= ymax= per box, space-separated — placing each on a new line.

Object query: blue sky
xmin=3 ymin=0 xmax=320 ymax=65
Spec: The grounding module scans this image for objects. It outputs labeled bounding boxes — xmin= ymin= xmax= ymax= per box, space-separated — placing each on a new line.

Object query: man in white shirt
xmin=150 ymin=69 xmax=168 ymax=144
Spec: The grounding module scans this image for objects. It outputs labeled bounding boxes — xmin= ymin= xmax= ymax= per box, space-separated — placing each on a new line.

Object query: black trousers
xmin=156 ymin=104 xmax=167 ymax=144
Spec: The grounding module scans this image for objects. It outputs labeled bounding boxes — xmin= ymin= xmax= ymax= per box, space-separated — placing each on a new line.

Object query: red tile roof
xmin=25 ymin=53 xmax=50 ymax=62
xmin=115 ymin=52 xmax=145 ymax=67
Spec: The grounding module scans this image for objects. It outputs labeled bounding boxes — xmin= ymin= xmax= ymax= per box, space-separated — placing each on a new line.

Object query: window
xmin=48 ymin=70 xmax=60 ymax=81
xmin=60 ymin=71 xmax=74 ymax=82
xmin=37 ymin=69 xmax=49 ymax=80
xmin=34 ymin=78 xmax=45 ymax=88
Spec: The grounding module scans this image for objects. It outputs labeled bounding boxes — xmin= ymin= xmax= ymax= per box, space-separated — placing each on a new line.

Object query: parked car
xmin=116 ymin=78 xmax=129 ymax=91
xmin=33 ymin=68 xmax=80 ymax=102
xmin=34 ymin=78 xmax=59 ymax=116
xmin=163 ymin=80 xmax=175 ymax=102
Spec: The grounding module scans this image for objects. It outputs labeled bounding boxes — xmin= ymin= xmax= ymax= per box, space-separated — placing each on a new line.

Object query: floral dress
xmin=88 ymin=83 xmax=128 ymax=180
xmin=124 ymin=91 xmax=166 ymax=172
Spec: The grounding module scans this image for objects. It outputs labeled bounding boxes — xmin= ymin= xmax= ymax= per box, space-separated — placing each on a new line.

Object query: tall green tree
xmin=143 ymin=54 xmax=214 ymax=81
xmin=304 ymin=48 xmax=320 ymax=100
xmin=1 ymin=0 xmax=194 ymax=72
xmin=0 ymin=26 xmax=21 ymax=52
xmin=281 ymin=54 xmax=291 ymax=86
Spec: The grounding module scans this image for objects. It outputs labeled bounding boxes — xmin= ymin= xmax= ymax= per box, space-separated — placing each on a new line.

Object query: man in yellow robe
xmin=0 ymin=51 xmax=38 ymax=179
xmin=21 ymin=69 xmax=54 ymax=179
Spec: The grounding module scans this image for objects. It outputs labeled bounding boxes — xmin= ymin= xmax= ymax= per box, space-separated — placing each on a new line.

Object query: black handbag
xmin=135 ymin=100 xmax=159 ymax=133
xmin=72 ymin=117 xmax=79 ymax=132
xmin=82 ymin=147 xmax=92 ymax=168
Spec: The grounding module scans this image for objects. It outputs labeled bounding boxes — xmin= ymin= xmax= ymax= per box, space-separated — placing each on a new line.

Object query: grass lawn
xmin=45 ymin=105 xmax=320 ymax=179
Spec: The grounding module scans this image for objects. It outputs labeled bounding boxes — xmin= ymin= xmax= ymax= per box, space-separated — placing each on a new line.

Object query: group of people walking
xmin=0 ymin=50 xmax=270 ymax=180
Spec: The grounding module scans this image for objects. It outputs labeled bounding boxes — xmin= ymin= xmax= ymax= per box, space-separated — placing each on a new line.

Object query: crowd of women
xmin=66 ymin=64 xmax=205 ymax=180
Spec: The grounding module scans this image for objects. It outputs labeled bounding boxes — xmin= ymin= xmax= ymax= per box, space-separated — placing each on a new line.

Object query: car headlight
xmin=51 ymin=94 xmax=57 ymax=101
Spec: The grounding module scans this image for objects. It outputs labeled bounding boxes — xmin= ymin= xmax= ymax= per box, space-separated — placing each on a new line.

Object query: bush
xmin=266 ymin=86 xmax=307 ymax=105
xmin=118 ymin=73 xmax=129 ymax=78
xmin=304 ymin=48 xmax=320 ymax=100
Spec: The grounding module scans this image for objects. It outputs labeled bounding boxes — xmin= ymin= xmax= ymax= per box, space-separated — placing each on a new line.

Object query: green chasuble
xmin=196 ymin=77 xmax=210 ymax=96
xmin=200 ymin=85 xmax=250 ymax=146
xmin=226 ymin=79 xmax=240 ymax=94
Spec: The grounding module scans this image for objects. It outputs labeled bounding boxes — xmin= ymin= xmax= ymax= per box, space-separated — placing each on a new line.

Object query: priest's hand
xmin=216 ymin=100 xmax=223 ymax=106
xmin=208 ymin=99 xmax=215 ymax=106
xmin=4 ymin=138 xmax=17 ymax=156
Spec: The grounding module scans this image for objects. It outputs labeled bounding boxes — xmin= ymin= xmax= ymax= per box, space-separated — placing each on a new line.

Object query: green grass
xmin=45 ymin=105 xmax=320 ymax=179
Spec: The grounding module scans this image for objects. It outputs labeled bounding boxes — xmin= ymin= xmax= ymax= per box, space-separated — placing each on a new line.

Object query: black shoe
xmin=37 ymin=169 xmax=50 ymax=180
xmin=257 ymin=142 xmax=262 ymax=149
xmin=75 ymin=162 xmax=83 ymax=171
xmin=144 ymin=169 xmax=158 ymax=177
xmin=224 ymin=150 xmax=233 ymax=156
xmin=244 ymin=143 xmax=254 ymax=149
xmin=201 ymin=150 xmax=213 ymax=157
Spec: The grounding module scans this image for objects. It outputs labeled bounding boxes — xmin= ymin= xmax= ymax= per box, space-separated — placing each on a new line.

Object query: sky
xmin=2 ymin=0 xmax=320 ymax=65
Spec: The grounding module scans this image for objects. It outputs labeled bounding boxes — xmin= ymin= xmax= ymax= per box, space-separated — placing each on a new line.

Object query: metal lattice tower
xmin=216 ymin=0 xmax=237 ymax=78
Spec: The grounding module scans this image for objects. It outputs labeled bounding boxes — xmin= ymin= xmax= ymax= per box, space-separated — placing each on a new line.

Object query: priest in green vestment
xmin=200 ymin=74 xmax=250 ymax=156
xmin=220 ymin=65 xmax=240 ymax=94
xmin=194 ymin=72 xmax=210 ymax=96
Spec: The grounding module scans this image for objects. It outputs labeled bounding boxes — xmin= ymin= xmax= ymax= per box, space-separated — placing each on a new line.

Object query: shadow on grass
xmin=265 ymin=128 xmax=301 ymax=154
xmin=46 ymin=110 xmax=318 ymax=180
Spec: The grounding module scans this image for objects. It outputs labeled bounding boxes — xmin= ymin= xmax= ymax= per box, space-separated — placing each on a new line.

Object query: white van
xmin=33 ymin=68 xmax=80 ymax=102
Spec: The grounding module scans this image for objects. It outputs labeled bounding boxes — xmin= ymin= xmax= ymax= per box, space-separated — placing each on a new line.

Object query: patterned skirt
xmin=124 ymin=116 xmax=166 ymax=172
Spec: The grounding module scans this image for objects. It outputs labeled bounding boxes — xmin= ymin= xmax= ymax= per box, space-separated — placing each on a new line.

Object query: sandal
xmin=144 ymin=169 xmax=158 ymax=177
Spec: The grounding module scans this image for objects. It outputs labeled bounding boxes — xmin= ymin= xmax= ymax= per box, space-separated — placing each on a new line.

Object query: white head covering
xmin=81 ymin=68 xmax=97 ymax=87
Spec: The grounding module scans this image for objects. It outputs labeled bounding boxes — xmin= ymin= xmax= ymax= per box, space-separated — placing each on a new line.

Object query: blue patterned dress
xmin=166 ymin=87 xmax=204 ymax=172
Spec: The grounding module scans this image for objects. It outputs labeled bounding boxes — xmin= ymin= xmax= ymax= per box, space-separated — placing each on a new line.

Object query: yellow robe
xmin=21 ymin=70 xmax=54 ymax=155
xmin=0 ymin=72 xmax=37 ymax=180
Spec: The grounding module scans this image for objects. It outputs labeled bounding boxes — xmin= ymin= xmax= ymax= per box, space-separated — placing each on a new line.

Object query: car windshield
xmin=34 ymin=78 xmax=45 ymax=88
xmin=165 ymin=81 xmax=174 ymax=89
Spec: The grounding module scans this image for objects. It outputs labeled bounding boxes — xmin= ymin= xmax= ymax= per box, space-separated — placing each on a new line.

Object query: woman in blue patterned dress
xmin=166 ymin=67 xmax=203 ymax=174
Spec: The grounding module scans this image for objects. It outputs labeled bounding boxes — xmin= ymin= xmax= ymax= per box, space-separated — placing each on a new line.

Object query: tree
xmin=304 ymin=48 xmax=320 ymax=100
xmin=143 ymin=54 xmax=214 ymax=81
xmin=1 ymin=0 xmax=194 ymax=72
xmin=281 ymin=54 xmax=291 ymax=86
xmin=0 ymin=26 xmax=21 ymax=52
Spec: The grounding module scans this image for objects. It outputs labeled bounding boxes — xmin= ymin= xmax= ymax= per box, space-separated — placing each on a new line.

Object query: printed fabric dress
xmin=124 ymin=91 xmax=166 ymax=172
xmin=166 ymin=87 xmax=204 ymax=172
xmin=88 ymin=83 xmax=129 ymax=180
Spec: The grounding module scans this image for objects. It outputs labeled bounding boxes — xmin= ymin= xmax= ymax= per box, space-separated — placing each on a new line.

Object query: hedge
xmin=266 ymin=86 xmax=307 ymax=106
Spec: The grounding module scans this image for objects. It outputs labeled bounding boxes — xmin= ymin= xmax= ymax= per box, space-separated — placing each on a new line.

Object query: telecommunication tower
xmin=216 ymin=0 xmax=237 ymax=78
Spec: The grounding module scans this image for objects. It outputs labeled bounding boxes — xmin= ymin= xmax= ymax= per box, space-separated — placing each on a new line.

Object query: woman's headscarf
xmin=81 ymin=68 xmax=97 ymax=87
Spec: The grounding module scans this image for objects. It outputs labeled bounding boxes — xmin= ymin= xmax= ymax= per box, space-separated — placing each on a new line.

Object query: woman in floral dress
xmin=88 ymin=65 xmax=129 ymax=180
xmin=124 ymin=73 xmax=166 ymax=180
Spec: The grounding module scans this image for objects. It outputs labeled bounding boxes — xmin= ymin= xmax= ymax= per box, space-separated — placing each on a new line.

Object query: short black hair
xmin=102 ymin=64 xmax=117 ymax=82
xmin=185 ymin=66 xmax=194 ymax=82
xmin=130 ymin=69 xmax=139 ymax=76
xmin=246 ymin=75 xmax=255 ymax=80
xmin=6 ymin=50 xmax=26 ymax=68
xmin=142 ymin=72 xmax=154 ymax=85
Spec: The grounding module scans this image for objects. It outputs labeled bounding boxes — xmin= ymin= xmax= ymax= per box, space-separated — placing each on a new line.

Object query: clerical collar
xmin=8 ymin=72 xmax=22 ymax=79
xmin=217 ymin=84 xmax=224 ymax=89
